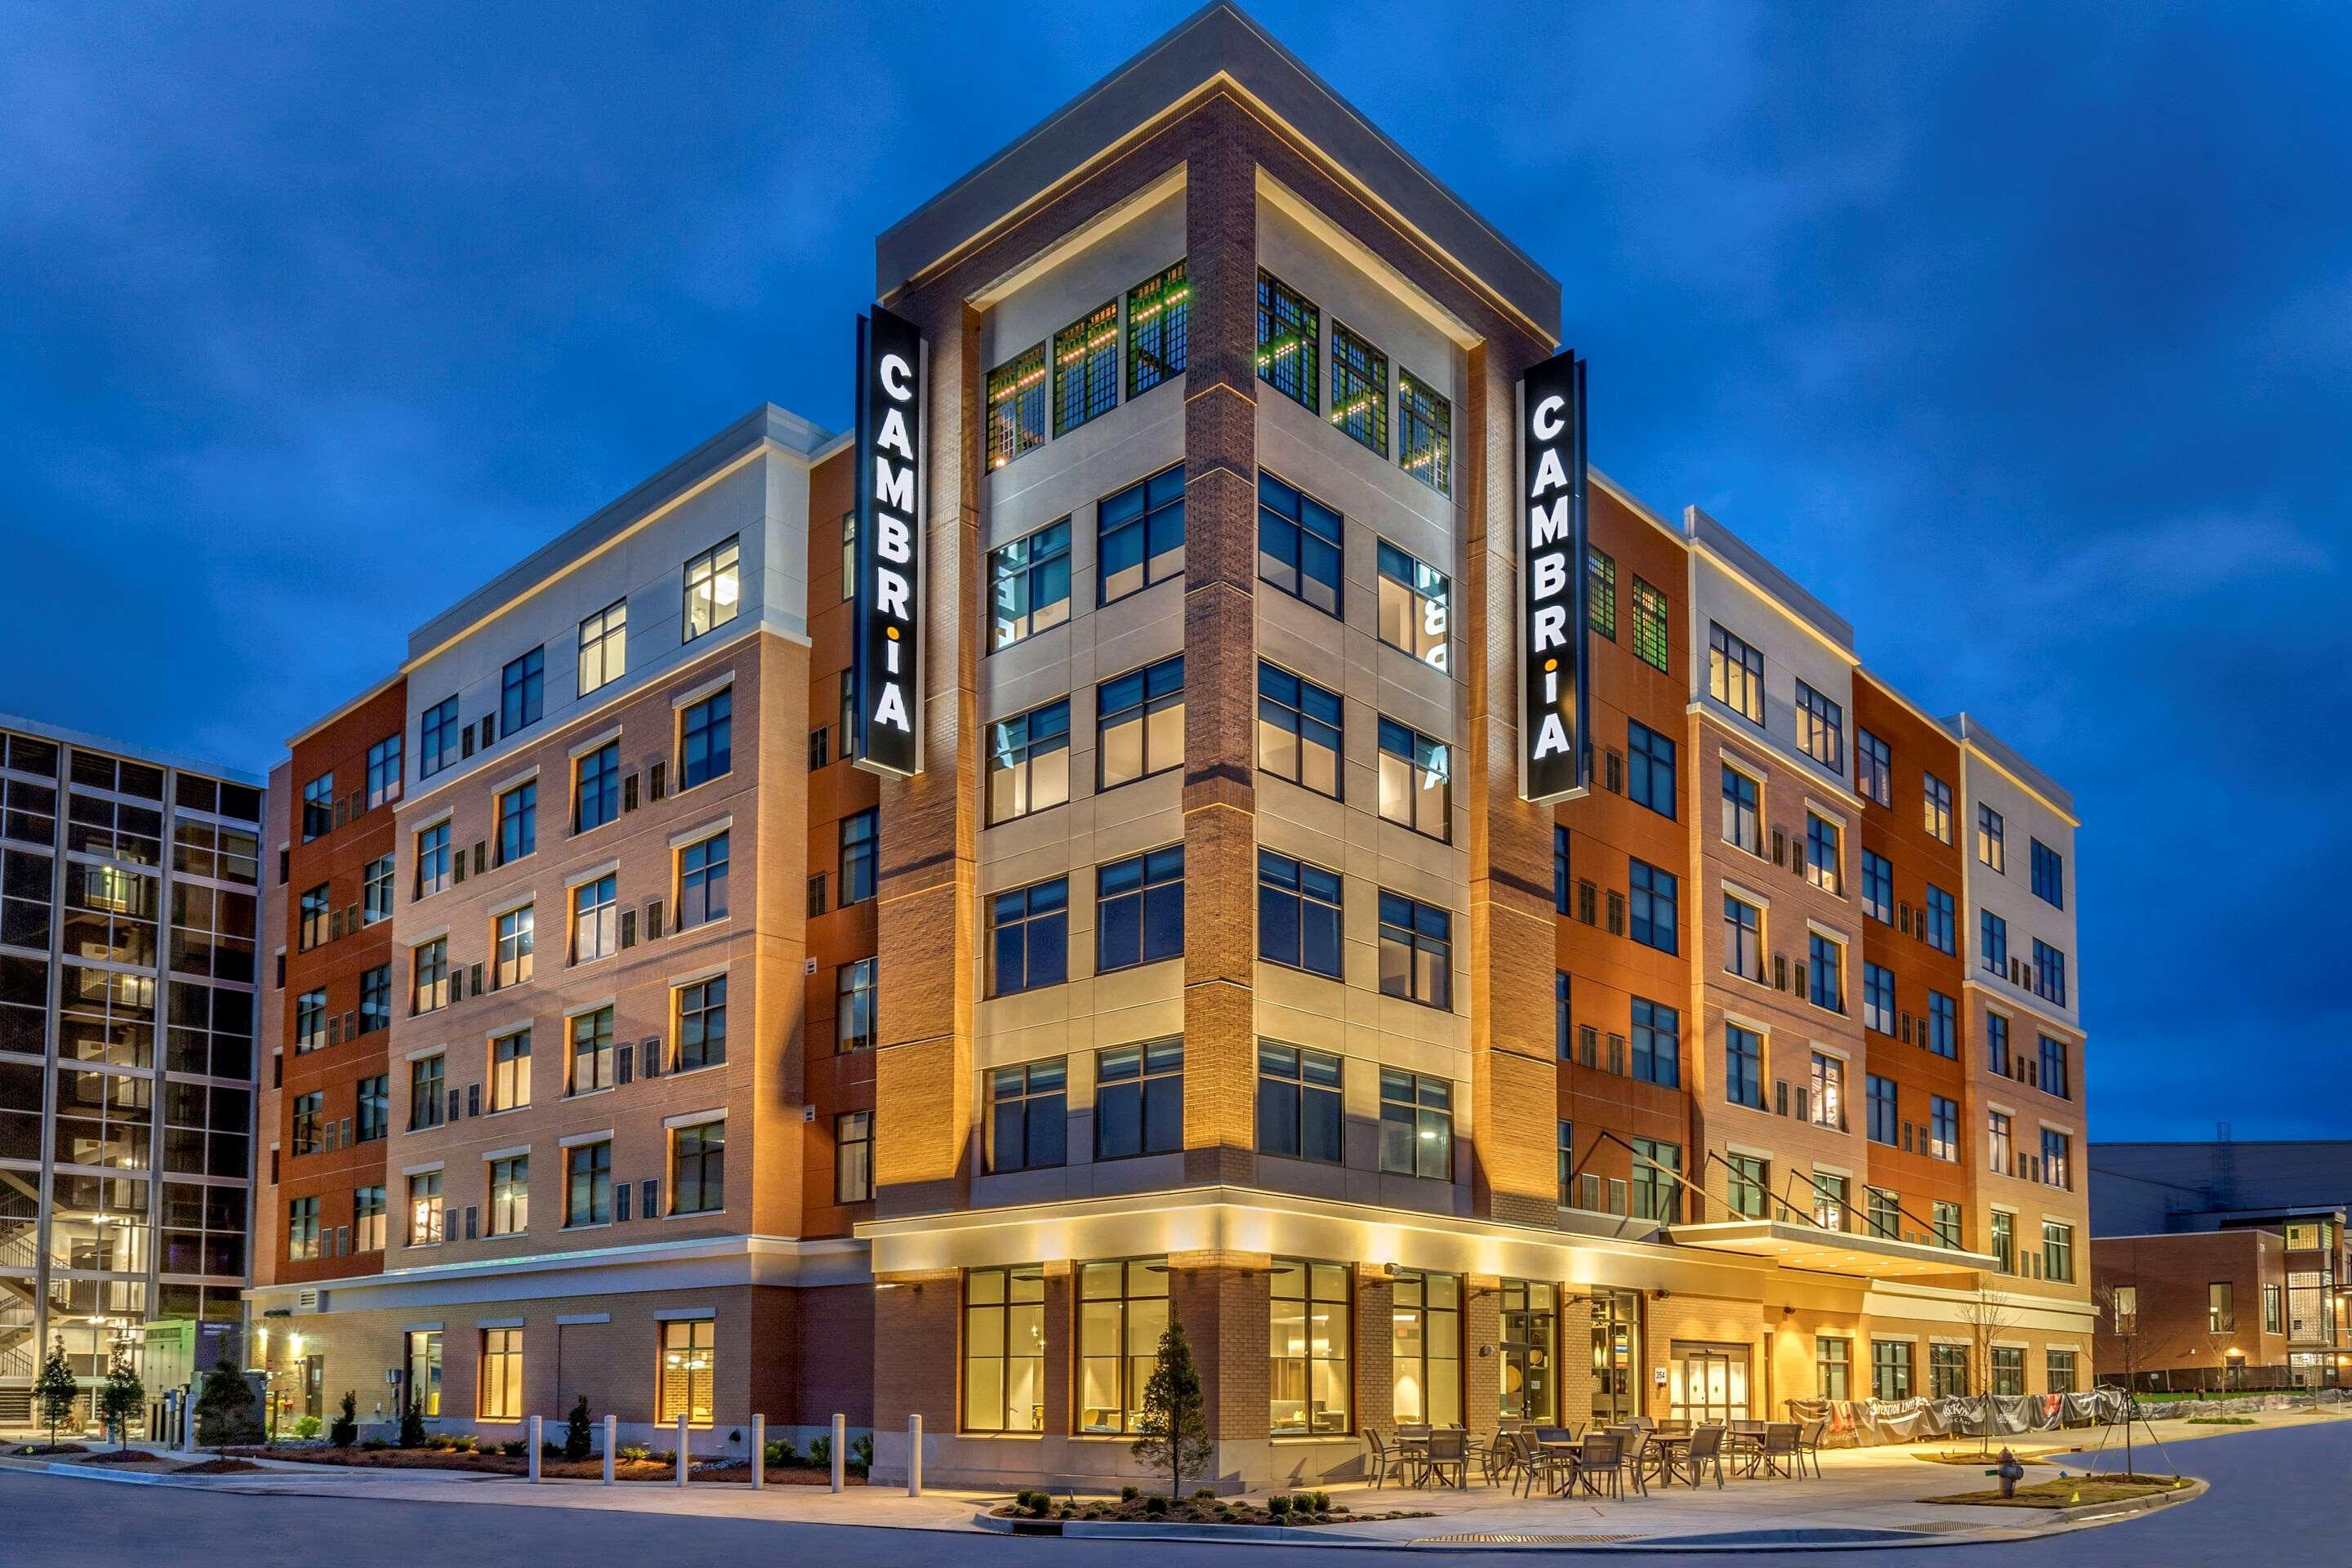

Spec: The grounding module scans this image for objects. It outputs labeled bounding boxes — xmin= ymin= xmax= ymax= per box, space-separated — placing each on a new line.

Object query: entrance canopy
xmin=1666 ymin=1218 xmax=1997 ymax=1281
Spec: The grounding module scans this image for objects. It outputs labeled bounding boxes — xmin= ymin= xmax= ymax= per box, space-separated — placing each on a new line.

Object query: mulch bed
xmin=1928 ymin=1475 xmax=2190 ymax=1509
xmin=993 ymin=1495 xmax=1434 ymax=1528
xmin=80 ymin=1449 xmax=172 ymax=1464
xmin=177 ymin=1459 xmax=266 ymax=1476
xmin=10 ymin=1444 xmax=91 ymax=1456
xmin=234 ymin=1445 xmax=860 ymax=1486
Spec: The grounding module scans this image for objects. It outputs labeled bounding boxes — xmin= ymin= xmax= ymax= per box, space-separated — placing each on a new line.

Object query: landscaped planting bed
xmin=992 ymin=1487 xmax=1433 ymax=1528
xmin=232 ymin=1441 xmax=862 ymax=1484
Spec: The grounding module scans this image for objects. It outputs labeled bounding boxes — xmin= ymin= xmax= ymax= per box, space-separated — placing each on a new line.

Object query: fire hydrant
xmin=1994 ymin=1447 xmax=2025 ymax=1499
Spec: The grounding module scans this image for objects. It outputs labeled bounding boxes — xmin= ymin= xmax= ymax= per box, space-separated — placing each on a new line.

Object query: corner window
xmin=1376 ymin=891 xmax=1451 ymax=1008
xmin=1125 ymin=259 xmax=1188 ymax=399
xmin=987 ymin=698 xmax=1071 ymax=825
xmin=501 ymin=647 xmax=545 ymax=734
xmin=1052 ymin=300 xmax=1119 ymax=436
xmin=1376 ymin=718 xmax=1450 ymax=839
xmin=577 ymin=599 xmax=626 ymax=697
xmin=988 ymin=878 xmax=1068 ymax=996
xmin=987 ymin=1059 xmax=1067 ymax=1173
xmin=1257 ymin=849 xmax=1342 ymax=978
xmin=987 ymin=520 xmax=1071 ymax=651
xmin=1375 ymin=540 xmax=1450 ymax=668
xmin=679 ymin=688 xmax=732 ymax=789
xmin=1256 ymin=270 xmax=1318 ymax=411
xmin=1097 ymin=466 xmax=1185 ymax=604
xmin=1258 ymin=662 xmax=1342 ymax=797
xmin=1257 ymin=473 xmax=1342 ymax=616
xmin=1095 ymin=1040 xmax=1181 ymax=1159
xmin=1096 ymin=847 xmax=1183 ymax=973
xmin=1098 ymin=654 xmax=1184 ymax=789
xmin=1330 ymin=320 xmax=1388 ymax=455
xmin=986 ymin=342 xmax=1047 ymax=469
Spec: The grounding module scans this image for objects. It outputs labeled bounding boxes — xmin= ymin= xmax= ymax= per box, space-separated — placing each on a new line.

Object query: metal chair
xmin=1755 ymin=1422 xmax=1801 ymax=1478
xmin=1512 ymin=1429 xmax=1569 ymax=1497
xmin=1365 ymin=1428 xmax=1414 ymax=1490
xmin=1664 ymin=1423 xmax=1727 ymax=1490
xmin=1727 ymin=1419 xmax=1767 ymax=1474
xmin=1421 ymin=1428 xmax=1470 ymax=1490
xmin=1480 ymin=1429 xmax=1521 ymax=1487
xmin=1618 ymin=1425 xmax=1652 ymax=1496
xmin=1575 ymin=1432 xmax=1624 ymax=1500
xmin=1795 ymin=1417 xmax=1828 ymax=1478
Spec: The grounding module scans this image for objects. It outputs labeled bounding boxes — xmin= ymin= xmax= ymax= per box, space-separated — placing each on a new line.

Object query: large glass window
xmin=835 ymin=957 xmax=875 ymax=1054
xmin=479 ymin=1328 xmax=523 ymax=1419
xmin=1377 ymin=718 xmax=1450 ymax=838
xmin=568 ymin=1005 xmax=614 ymax=1095
xmin=1258 ymin=663 xmax=1342 ymax=797
xmin=1398 ymin=367 xmax=1450 ymax=494
xmin=987 ymin=520 xmax=1071 ymax=651
xmin=488 ymin=1155 xmax=528 ymax=1236
xmin=489 ymin=1029 xmax=531 ymax=1112
xmin=1498 ymin=1280 xmax=1555 ymax=1420
xmin=1630 ymin=997 xmax=1680 ymax=1088
xmin=657 ymin=1318 xmax=715 ymax=1426
xmin=1392 ymin=1272 xmax=1461 ymax=1427
xmin=678 ymin=831 xmax=729 ymax=929
xmin=676 ymin=976 xmax=726 ymax=1071
xmin=1096 ymin=848 xmax=1183 ymax=973
xmin=1257 ymin=473 xmax=1343 ymax=615
xmin=1627 ymin=720 xmax=1676 ymax=818
xmin=987 ymin=1059 xmax=1067 ymax=1173
xmin=1258 ymin=849 xmax=1342 ymax=978
xmin=1929 ymin=1343 xmax=1970 ymax=1398
xmin=577 ymin=599 xmax=626 ymax=696
xmin=1330 ymin=320 xmax=1388 ymax=454
xmin=679 ymin=688 xmax=732 ymax=790
xmin=1078 ymin=1258 xmax=1169 ymax=1434
xmin=964 ymin=1266 xmax=1046 ymax=1433
xmin=1053 ymin=300 xmax=1119 ymax=435
xmin=1856 ymin=728 xmax=1891 ymax=806
xmin=986 ymin=342 xmax=1047 ymax=468
xmin=1708 ymin=624 xmax=1764 ymax=724
xmin=496 ymin=783 xmax=535 ymax=866
xmin=1271 ymin=1259 xmax=1350 ymax=1436
xmin=1379 ymin=1068 xmax=1452 ymax=1180
xmin=404 ymin=1330 xmax=442 ymax=1416
xmin=573 ymin=742 xmax=620 ymax=833
xmin=501 ymin=646 xmax=544 ymax=733
xmin=1377 ymin=891 xmax=1451 ymax=1008
xmin=419 ymin=697 xmax=461 ymax=779
xmin=671 ymin=1120 xmax=724 ymax=1214
xmin=565 ymin=1140 xmax=610 ymax=1226
xmin=570 ymin=873 xmax=617 ymax=963
xmin=1256 ymin=270 xmax=1318 ymax=410
xmin=1795 ymin=681 xmax=1843 ymax=772
xmin=1629 ymin=860 xmax=1677 ymax=953
xmin=1094 ymin=1039 xmax=1182 ymax=1160
xmin=1126 ymin=259 xmax=1188 ymax=398
xmin=1720 ymin=765 xmax=1761 ymax=854
xmin=1097 ymin=466 xmax=1185 ymax=603
xmin=1257 ymin=1041 xmax=1342 ymax=1164
xmin=1375 ymin=540 xmax=1450 ymax=668
xmin=839 ymin=808 xmax=878 ymax=905
xmin=1098 ymin=655 xmax=1184 ymax=788
xmin=1725 ymin=1023 xmax=1764 ymax=1109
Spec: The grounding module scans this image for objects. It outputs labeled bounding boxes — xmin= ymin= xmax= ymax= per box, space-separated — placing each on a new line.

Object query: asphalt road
xmin=7 ymin=1419 xmax=2343 ymax=1566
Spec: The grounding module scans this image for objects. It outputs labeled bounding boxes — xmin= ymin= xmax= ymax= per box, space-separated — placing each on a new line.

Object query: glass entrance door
xmin=1588 ymin=1289 xmax=1641 ymax=1424
xmin=1669 ymin=1343 xmax=1752 ymax=1426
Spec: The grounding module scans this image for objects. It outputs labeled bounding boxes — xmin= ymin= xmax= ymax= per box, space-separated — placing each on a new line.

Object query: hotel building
xmin=247 ymin=5 xmax=2095 ymax=1486
xmin=0 ymin=714 xmax=263 ymax=1427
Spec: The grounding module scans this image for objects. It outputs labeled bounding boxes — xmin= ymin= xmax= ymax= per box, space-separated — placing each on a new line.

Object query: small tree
xmin=397 ymin=1388 xmax=426 ymax=1447
xmin=329 ymin=1390 xmax=359 ymax=1447
xmin=99 ymin=1341 xmax=145 ymax=1448
xmin=33 ymin=1339 xmax=78 ymax=1447
xmin=2096 ymin=1284 xmax=2140 ymax=1475
xmin=195 ymin=1359 xmax=256 ymax=1454
xmin=1960 ymin=1285 xmax=2019 ymax=1455
xmin=564 ymin=1395 xmax=593 ymax=1460
xmin=1130 ymin=1316 xmax=1211 ymax=1503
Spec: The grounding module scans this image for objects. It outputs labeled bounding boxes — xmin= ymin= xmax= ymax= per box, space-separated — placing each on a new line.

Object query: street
xmin=6 ymin=1419 xmax=2344 ymax=1566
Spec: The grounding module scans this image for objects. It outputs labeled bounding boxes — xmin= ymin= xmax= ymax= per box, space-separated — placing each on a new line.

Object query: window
xmin=570 ymin=874 xmax=617 ymax=963
xmin=989 ymin=878 xmax=1068 ymax=996
xmin=1096 ymin=847 xmax=1183 ymax=973
xmin=1871 ymin=1341 xmax=1913 ymax=1401
xmin=365 ymin=734 xmax=403 ymax=809
xmin=2039 ymin=1035 xmax=2071 ymax=1099
xmin=1327 ymin=319 xmax=1389 ymax=452
xmin=657 ymin=1319 xmax=715 ymax=1426
xmin=676 ymin=976 xmax=726 ymax=1071
xmin=1992 ymin=1210 xmax=2016 ymax=1273
xmin=835 ymin=958 xmax=876 ymax=1053
xmin=1976 ymin=804 xmax=2005 ymax=871
xmin=488 ymin=1155 xmax=528 ymax=1236
xmin=408 ymin=1169 xmax=443 ymax=1245
xmin=1378 ymin=891 xmax=1451 ymax=1007
xmin=1257 ymin=473 xmax=1342 ymax=615
xmin=1930 ymin=1095 xmax=1958 ymax=1161
xmin=1866 ymin=1075 xmax=1898 ymax=1145
xmin=1720 ymin=765 xmax=1761 ymax=854
xmin=573 ymin=742 xmax=620 ymax=833
xmin=1095 ymin=1039 xmax=1182 ymax=1160
xmin=1795 ymin=681 xmax=1843 ymax=772
xmin=2201 ymin=1280 xmax=2238 ymax=1334
xmin=679 ymin=688 xmax=732 ymax=789
xmin=1097 ymin=466 xmax=1185 ymax=603
xmin=963 ymin=1266 xmax=1047 ymax=1433
xmin=2042 ymin=1221 xmax=2074 ymax=1283
xmin=493 ymin=905 xmax=533 ymax=989
xmin=986 ymin=341 xmax=1047 ymax=467
xmin=1498 ymin=1281 xmax=1557 ymax=1419
xmin=419 ymin=697 xmax=461 ymax=779
xmin=353 ymin=1183 xmax=385 ymax=1251
xmin=671 ymin=1120 xmax=724 ymax=1214
xmin=2032 ymin=940 xmax=2069 ymax=1007
xmin=489 ymin=1030 xmax=531 ymax=1112
xmin=1554 ymin=826 xmax=1570 ymax=915
xmin=1809 ymin=933 xmax=1845 ymax=1013
xmin=1989 ymin=1111 xmax=2014 ymax=1174
xmin=1927 ymin=990 xmax=1958 ymax=1058
xmin=1927 ymin=1342 xmax=1969 ymax=1398
xmin=838 ymin=809 xmax=878 ymax=905
xmin=1631 ymin=576 xmax=1670 ymax=672
xmin=292 ymin=1092 xmax=323 ymax=1156
xmin=1398 ymin=367 xmax=1450 ymax=494
xmin=415 ymin=820 xmax=452 ymax=898
xmin=1863 ymin=962 xmax=1895 ymax=1034
xmin=1256 ymin=269 xmax=1318 ymax=410
xmin=1588 ymin=548 xmax=1617 ymax=639
xmin=1814 ymin=1172 xmax=1849 ymax=1232
xmin=1258 ymin=662 xmax=1342 ymax=796
xmin=1723 ymin=893 xmax=1764 ymax=982
xmin=1817 ymin=1337 xmax=1851 ymax=1401
xmin=479 ymin=1328 xmax=523 ymax=1419
xmin=2047 ymin=1350 xmax=2078 ymax=1394
xmin=1933 ymin=1201 xmax=1962 ymax=1250
xmin=1991 ymin=1347 xmax=2025 ymax=1396
xmin=2042 ymin=1127 xmax=2072 ymax=1190
xmin=1053 ymin=301 xmax=1119 ymax=435
xmin=1987 ymin=1010 xmax=2011 ymax=1075
xmin=1922 ymin=772 xmax=1953 ymax=843
xmin=1981 ymin=909 xmax=2008 ymax=975
xmin=987 ymin=520 xmax=1071 ymax=650
xmin=677 ymin=831 xmax=728 ymax=928
xmin=835 ymin=1111 xmax=872 ymax=1202
xmin=1806 ymin=814 xmax=1841 ymax=893
xmin=501 ymin=646 xmax=544 ymax=733
xmin=2111 ymin=1284 xmax=2138 ymax=1330
xmin=1630 ymin=997 xmax=1680 ymax=1088
xmin=1379 ymin=1069 xmax=1452 ymax=1179
xmin=1558 ymin=1119 xmax=1576 ymax=1205
xmin=577 ymin=599 xmax=626 ymax=695
xmin=840 ymin=514 xmax=855 ymax=599
xmin=1726 ymin=1153 xmax=1767 ymax=1219
xmin=1627 ymin=720 xmax=1676 ymax=817
xmin=404 ymin=1330 xmax=443 ymax=1415
xmin=359 ymin=964 xmax=390 ymax=1035
xmin=1258 ymin=1042 xmax=1343 ymax=1164
xmin=1098 ymin=654 xmax=1185 ymax=788
xmin=1856 ymin=728 xmax=1891 ymax=806
xmin=1126 ymin=258 xmax=1188 ymax=398
xmin=496 ymin=782 xmax=536 ymax=866
xmin=1376 ymin=718 xmax=1450 ymax=836
xmin=1078 ymin=1258 xmax=1169 ymax=1433
xmin=301 ymin=773 xmax=333 ymax=842
xmin=808 ymin=727 xmax=829 ymax=769
xmin=2032 ymin=838 xmax=2065 ymax=908
xmin=1392 ymin=1272 xmax=1461 ymax=1426
xmin=564 ymin=1140 xmax=610 ymax=1226
xmin=412 ymin=938 xmax=448 ymax=1014
xmin=1375 ymin=540 xmax=1450 ymax=668
xmin=568 ymin=1006 xmax=614 ymax=1095
xmin=1708 ymin=624 xmax=1764 ymax=724
xmin=1630 ymin=1138 xmax=1680 ymax=1223
xmin=987 ymin=1060 xmax=1067 ymax=1173
xmin=2264 ymin=1282 xmax=2283 ymax=1334
xmin=1923 ymin=884 xmax=1956 ymax=955
xmin=1628 ymin=860 xmax=1677 ymax=954
xmin=1258 ymin=850 xmax=1342 ymax=978
xmin=298 ymin=884 xmax=329 ymax=951
xmin=1868 ymin=1187 xmax=1902 ymax=1241
xmin=356 ymin=1076 xmax=389 ymax=1143
xmin=1725 ymin=1023 xmax=1764 ymax=1109
xmin=1809 ymin=1050 xmax=1845 ymax=1129
xmin=1270 ymin=1259 xmax=1350 ymax=1435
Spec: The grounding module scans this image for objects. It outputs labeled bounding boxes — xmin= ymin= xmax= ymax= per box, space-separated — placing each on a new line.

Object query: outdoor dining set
xmin=1365 ymin=1416 xmax=1829 ymax=1499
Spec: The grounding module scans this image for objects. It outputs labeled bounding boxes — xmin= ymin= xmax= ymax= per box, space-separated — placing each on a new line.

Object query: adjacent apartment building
xmin=0 ymin=715 xmax=263 ymax=1427
xmin=247 ymin=4 xmax=2095 ymax=1486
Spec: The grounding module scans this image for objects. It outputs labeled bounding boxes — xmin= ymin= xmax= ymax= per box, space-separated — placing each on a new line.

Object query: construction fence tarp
xmin=1788 ymin=1384 xmax=2347 ymax=1446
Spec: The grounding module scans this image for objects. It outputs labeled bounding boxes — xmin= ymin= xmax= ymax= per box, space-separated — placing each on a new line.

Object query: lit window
xmin=1810 ymin=1051 xmax=1845 ymax=1127
xmin=657 ymin=1318 xmax=715 ymax=1425
xmin=1398 ymin=368 xmax=1450 ymax=494
xmin=987 ymin=698 xmax=1070 ymax=825
xmin=1269 ymin=1259 xmax=1352 ymax=1436
xmin=1631 ymin=577 xmax=1670 ymax=673
xmin=1708 ymin=624 xmax=1764 ymax=724
xmin=986 ymin=342 xmax=1047 ymax=468
xmin=1097 ymin=466 xmax=1186 ymax=604
xmin=1378 ymin=1068 xmax=1451 ymax=1179
xmin=1375 ymin=540 xmax=1449 ymax=668
xmin=1855 ymin=728 xmax=1891 ymax=806
xmin=1256 ymin=270 xmax=1318 ymax=410
xmin=1098 ymin=655 xmax=1184 ymax=789
xmin=1330 ymin=320 xmax=1388 ymax=454
xmin=987 ymin=520 xmax=1071 ymax=650
xmin=1976 ymin=804 xmax=2005 ymax=871
xmin=1588 ymin=548 xmax=1616 ymax=639
xmin=1125 ymin=260 xmax=1188 ymax=399
xmin=1053 ymin=301 xmax=1119 ymax=436
xmin=479 ymin=1328 xmax=523 ymax=1419
xmin=1378 ymin=891 xmax=1451 ymax=1008
xmin=407 ymin=1169 xmax=443 ymax=1245
xmin=1257 ymin=473 xmax=1343 ymax=616
xmin=1795 ymin=681 xmax=1842 ymax=773
xmin=577 ymin=599 xmax=627 ymax=697
xmin=963 ymin=1266 xmax=1047 ymax=1433
xmin=1256 ymin=663 xmax=1343 ymax=797
xmin=1375 ymin=718 xmax=1450 ymax=839
xmin=1391 ymin=1272 xmax=1462 ymax=1426
xmin=1922 ymin=771 xmax=1953 ymax=843
xmin=1077 ymin=1258 xmax=1168 ymax=1433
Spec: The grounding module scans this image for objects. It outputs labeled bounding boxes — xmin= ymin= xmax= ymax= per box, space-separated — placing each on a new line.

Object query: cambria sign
xmin=851 ymin=305 xmax=925 ymax=778
xmin=1517 ymin=348 xmax=1590 ymax=804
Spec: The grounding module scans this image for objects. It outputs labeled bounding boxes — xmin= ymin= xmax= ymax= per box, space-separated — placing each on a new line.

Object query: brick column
xmin=1171 ymin=1250 xmax=1271 ymax=1454
xmin=1465 ymin=1274 xmax=1503 ymax=1428
xmin=1355 ymin=1267 xmax=1395 ymax=1432
xmin=1178 ymin=113 xmax=1261 ymax=1183
xmin=872 ymin=1268 xmax=960 ymax=1466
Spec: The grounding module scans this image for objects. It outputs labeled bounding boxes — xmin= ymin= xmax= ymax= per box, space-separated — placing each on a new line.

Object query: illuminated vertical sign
xmin=852 ymin=306 xmax=924 ymax=778
xmin=1518 ymin=349 xmax=1589 ymax=804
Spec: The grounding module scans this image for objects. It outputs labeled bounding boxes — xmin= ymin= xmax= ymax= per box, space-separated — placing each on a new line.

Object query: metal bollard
xmin=602 ymin=1414 xmax=616 ymax=1485
xmin=675 ymin=1414 xmax=690 ymax=1487
xmin=906 ymin=1413 xmax=922 ymax=1497
xmin=751 ymin=1414 xmax=766 ymax=1490
xmin=528 ymin=1415 xmax=543 ymax=1482
xmin=830 ymin=1413 xmax=845 ymax=1493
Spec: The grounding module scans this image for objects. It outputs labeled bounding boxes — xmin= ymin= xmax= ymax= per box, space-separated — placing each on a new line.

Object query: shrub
xmin=293 ymin=1415 xmax=322 ymax=1440
xmin=849 ymin=1432 xmax=873 ymax=1472
xmin=360 ymin=1437 xmax=391 ymax=1452
xmin=619 ymin=1444 xmax=649 ymax=1463
xmin=1194 ymin=1488 xmax=1216 ymax=1501
xmin=500 ymin=1440 xmax=528 ymax=1458
xmin=329 ymin=1392 xmax=359 ymax=1448
xmin=764 ymin=1437 xmax=799 ymax=1468
xmin=397 ymin=1392 xmax=426 ymax=1449
xmin=1143 ymin=1494 xmax=1169 ymax=1516
xmin=1267 ymin=1495 xmax=1291 ymax=1517
xmin=541 ymin=1441 xmax=565 ymax=1459
xmin=808 ymin=1434 xmax=831 ymax=1470
xmin=1120 ymin=1485 xmax=1140 ymax=1502
xmin=1311 ymin=1491 xmax=1330 ymax=1512
xmin=564 ymin=1396 xmax=593 ymax=1461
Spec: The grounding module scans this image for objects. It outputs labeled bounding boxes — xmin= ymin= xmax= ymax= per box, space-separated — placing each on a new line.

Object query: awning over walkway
xmin=1666 ymin=1218 xmax=1997 ymax=1281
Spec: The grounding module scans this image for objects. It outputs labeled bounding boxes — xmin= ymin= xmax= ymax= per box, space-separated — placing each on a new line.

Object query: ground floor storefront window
xmin=1499 ymin=1278 xmax=1555 ymax=1422
xmin=403 ymin=1330 xmax=441 ymax=1417
xmin=1270 ymin=1258 xmax=1350 ymax=1436
xmin=1078 ymin=1258 xmax=1166 ymax=1433
xmin=657 ymin=1317 xmax=715 ymax=1425
xmin=964 ymin=1266 xmax=1045 ymax=1432
xmin=1391 ymin=1271 xmax=1460 ymax=1427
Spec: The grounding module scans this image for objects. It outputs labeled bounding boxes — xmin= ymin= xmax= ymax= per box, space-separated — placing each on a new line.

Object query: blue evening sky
xmin=3 ymin=2 xmax=2345 ymax=1138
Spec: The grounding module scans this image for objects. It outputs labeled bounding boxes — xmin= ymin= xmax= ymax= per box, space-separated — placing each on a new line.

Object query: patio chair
xmin=1365 ymin=1428 xmax=1414 ymax=1490
xmin=1480 ymin=1430 xmax=1521 ymax=1487
xmin=1754 ymin=1423 xmax=1801 ymax=1479
xmin=1574 ymin=1432 xmax=1624 ymax=1500
xmin=1664 ymin=1423 xmax=1727 ymax=1490
xmin=1512 ymin=1429 xmax=1570 ymax=1497
xmin=1727 ymin=1419 xmax=1767 ymax=1474
xmin=1618 ymin=1425 xmax=1653 ymax=1496
xmin=1795 ymin=1417 xmax=1828 ymax=1479
xmin=1533 ymin=1423 xmax=1578 ymax=1445
xmin=1422 ymin=1428 xmax=1470 ymax=1490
